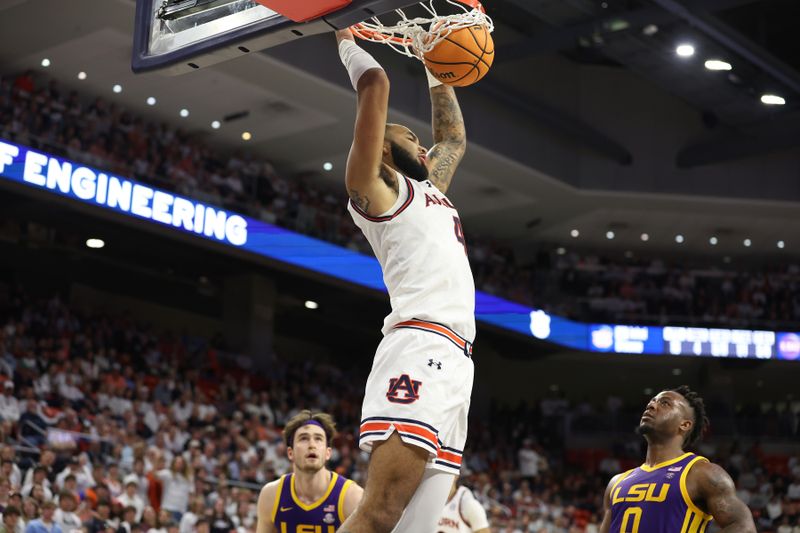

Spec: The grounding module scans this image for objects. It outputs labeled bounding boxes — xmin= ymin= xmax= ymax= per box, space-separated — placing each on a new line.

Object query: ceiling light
xmin=675 ymin=234 xmax=684 ymax=244
xmin=112 ymin=84 xmax=122 ymax=94
xmin=323 ymin=162 xmax=333 ymax=171
xmin=304 ymin=300 xmax=319 ymax=310
xmin=41 ymin=58 xmax=51 ymax=67
xmin=640 ymin=233 xmax=649 ymax=242
xmin=179 ymin=108 xmax=189 ymax=118
xmin=606 ymin=231 xmax=615 ymax=240
xmin=556 ymin=247 xmax=566 ymax=255
xmin=704 ymin=59 xmax=732 ymax=71
xmin=211 ymin=120 xmax=221 ymax=130
xmin=676 ymin=44 xmax=695 ymax=57
xmin=146 ymin=97 xmax=156 ymax=106
xmin=86 ymin=238 xmax=105 ymax=249
xmin=570 ymin=229 xmax=580 ymax=238
xmin=672 ymin=368 xmax=682 ymax=376
xmin=777 ymin=240 xmax=785 ymax=249
xmin=77 ymin=71 xmax=87 ymax=80
xmin=642 ymin=24 xmax=658 ymax=36
xmin=743 ymin=238 xmax=752 ymax=247
xmin=242 ymin=131 xmax=252 ymax=141
xmin=624 ymin=250 xmax=633 ymax=258
xmin=709 ymin=236 xmax=718 ymax=246
xmin=761 ymin=94 xmax=786 ymax=106
xmin=723 ymin=256 xmax=731 ymax=264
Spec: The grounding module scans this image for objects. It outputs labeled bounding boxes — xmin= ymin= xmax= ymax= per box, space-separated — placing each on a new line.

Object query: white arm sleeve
xmin=338 ymin=40 xmax=384 ymax=91
xmin=460 ymin=493 xmax=490 ymax=531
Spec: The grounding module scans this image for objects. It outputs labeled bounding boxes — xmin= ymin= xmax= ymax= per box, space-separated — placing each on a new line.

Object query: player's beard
xmin=391 ymin=142 xmax=429 ymax=182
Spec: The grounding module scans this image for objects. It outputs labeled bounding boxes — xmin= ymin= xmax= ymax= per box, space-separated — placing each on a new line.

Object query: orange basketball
xmin=423 ymin=25 xmax=494 ymax=87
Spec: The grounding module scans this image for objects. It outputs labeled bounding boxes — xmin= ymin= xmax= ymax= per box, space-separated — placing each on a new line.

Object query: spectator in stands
xmin=52 ymin=492 xmax=81 ymax=533
xmin=518 ymin=439 xmax=546 ymax=482
xmin=84 ymin=500 xmax=112 ymax=533
xmin=206 ymin=499 xmax=233 ymax=533
xmin=116 ymin=506 xmax=137 ymax=533
xmin=788 ymin=475 xmax=800 ymax=501
xmin=116 ymin=479 xmax=143 ymax=524
xmin=0 ymin=505 xmax=21 ymax=533
xmin=156 ymin=458 xmax=191 ymax=522
xmin=0 ymin=383 xmax=19 ymax=423
xmin=23 ymin=500 xmax=60 ymax=533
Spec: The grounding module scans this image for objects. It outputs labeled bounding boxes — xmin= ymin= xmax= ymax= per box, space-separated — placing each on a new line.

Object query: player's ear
xmin=679 ymin=418 xmax=693 ymax=437
xmin=287 ymin=446 xmax=294 ymax=461
xmin=325 ymin=447 xmax=332 ymax=461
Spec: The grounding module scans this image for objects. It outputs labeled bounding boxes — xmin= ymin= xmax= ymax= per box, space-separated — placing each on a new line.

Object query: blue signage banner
xmin=0 ymin=138 xmax=797 ymax=361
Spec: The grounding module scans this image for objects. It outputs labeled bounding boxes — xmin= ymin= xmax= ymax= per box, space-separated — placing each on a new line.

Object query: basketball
xmin=423 ymin=25 xmax=494 ymax=87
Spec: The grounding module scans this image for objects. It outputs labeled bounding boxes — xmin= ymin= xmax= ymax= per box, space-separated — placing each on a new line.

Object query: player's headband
xmin=289 ymin=420 xmax=327 ymax=447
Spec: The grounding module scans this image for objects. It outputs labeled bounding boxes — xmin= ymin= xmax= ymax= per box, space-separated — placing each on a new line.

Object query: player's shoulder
xmin=687 ymin=459 xmax=734 ymax=491
xmin=258 ymin=475 xmax=286 ymax=505
xmin=607 ymin=468 xmax=634 ymax=488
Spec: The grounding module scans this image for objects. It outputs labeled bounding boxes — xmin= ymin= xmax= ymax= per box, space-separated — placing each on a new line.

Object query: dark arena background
xmin=1 ymin=0 xmax=799 ymax=532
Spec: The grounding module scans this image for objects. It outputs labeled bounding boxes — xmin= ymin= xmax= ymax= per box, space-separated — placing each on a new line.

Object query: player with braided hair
xmin=599 ymin=386 xmax=755 ymax=533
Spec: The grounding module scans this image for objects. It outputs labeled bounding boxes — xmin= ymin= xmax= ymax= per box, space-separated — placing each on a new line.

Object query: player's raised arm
xmin=425 ymin=72 xmax=466 ymax=194
xmin=337 ymin=30 xmax=399 ymax=217
xmin=692 ymin=462 xmax=756 ymax=532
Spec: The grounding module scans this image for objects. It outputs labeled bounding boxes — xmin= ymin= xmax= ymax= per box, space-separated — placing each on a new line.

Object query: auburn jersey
xmin=348 ymin=174 xmax=475 ymax=341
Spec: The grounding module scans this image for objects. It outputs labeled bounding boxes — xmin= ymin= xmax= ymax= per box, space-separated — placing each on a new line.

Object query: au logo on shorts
xmin=386 ymin=374 xmax=422 ymax=404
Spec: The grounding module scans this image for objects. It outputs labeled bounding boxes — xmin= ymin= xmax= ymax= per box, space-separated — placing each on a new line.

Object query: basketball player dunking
xmin=436 ymin=479 xmax=491 ymax=533
xmin=334 ymin=28 xmax=476 ymax=533
xmin=256 ymin=411 xmax=364 ymax=533
xmin=599 ymin=386 xmax=755 ymax=533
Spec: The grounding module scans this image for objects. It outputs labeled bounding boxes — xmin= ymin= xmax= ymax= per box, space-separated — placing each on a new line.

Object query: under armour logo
xmin=428 ymin=359 xmax=442 ymax=370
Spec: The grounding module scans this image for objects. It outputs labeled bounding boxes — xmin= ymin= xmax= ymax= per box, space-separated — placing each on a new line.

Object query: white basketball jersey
xmin=347 ymin=174 xmax=476 ymax=340
xmin=436 ymin=487 xmax=479 ymax=533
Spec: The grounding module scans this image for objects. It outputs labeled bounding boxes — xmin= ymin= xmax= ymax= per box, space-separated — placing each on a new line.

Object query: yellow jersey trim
xmin=290 ymin=471 xmax=339 ymax=511
xmin=272 ymin=475 xmax=287 ymax=523
xmin=337 ymin=479 xmax=353 ymax=523
xmin=680 ymin=456 xmax=713 ymax=522
xmin=609 ymin=469 xmax=635 ymax=496
xmin=640 ymin=452 xmax=694 ymax=472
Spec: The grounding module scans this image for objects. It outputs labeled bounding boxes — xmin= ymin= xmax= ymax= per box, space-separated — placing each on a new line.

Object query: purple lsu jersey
xmin=609 ymin=452 xmax=713 ymax=533
xmin=272 ymin=472 xmax=353 ymax=533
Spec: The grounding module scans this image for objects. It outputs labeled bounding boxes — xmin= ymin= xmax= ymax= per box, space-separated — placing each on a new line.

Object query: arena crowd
xmin=3 ymin=71 xmax=800 ymax=332
xmin=0 ymin=285 xmax=799 ymax=532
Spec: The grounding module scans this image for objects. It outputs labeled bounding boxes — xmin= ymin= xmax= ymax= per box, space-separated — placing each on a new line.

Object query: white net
xmin=351 ymin=0 xmax=494 ymax=60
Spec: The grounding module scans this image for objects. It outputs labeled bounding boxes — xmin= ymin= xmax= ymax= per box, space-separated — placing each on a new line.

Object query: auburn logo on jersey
xmin=386 ymin=374 xmax=422 ymax=404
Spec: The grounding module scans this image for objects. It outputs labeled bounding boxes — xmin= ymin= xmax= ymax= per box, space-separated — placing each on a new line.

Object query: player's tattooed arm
xmin=694 ymin=462 xmax=756 ymax=532
xmin=348 ymin=188 xmax=370 ymax=212
xmin=349 ymin=166 xmax=398 ymax=212
xmin=427 ymin=85 xmax=466 ymax=194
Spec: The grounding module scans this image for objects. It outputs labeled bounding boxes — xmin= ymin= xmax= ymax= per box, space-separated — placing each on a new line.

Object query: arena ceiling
xmin=1 ymin=0 xmax=800 ymax=259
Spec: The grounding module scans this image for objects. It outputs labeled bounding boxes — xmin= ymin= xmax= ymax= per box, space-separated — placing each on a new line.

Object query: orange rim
xmin=350 ymin=0 xmax=485 ymax=45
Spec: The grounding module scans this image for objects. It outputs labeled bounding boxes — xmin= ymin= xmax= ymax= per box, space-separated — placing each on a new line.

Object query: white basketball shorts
xmin=358 ymin=319 xmax=475 ymax=474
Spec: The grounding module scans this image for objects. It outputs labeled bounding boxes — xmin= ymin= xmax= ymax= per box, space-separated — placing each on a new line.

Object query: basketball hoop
xmin=350 ymin=0 xmax=493 ymax=60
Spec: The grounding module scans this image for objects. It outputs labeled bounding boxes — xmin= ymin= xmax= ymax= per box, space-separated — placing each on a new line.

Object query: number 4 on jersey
xmin=453 ymin=216 xmax=467 ymax=255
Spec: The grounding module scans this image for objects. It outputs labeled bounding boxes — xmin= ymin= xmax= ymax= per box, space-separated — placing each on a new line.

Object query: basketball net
xmin=350 ymin=0 xmax=493 ymax=60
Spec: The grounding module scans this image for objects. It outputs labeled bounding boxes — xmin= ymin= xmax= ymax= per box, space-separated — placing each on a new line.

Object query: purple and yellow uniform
xmin=609 ymin=452 xmax=713 ymax=533
xmin=271 ymin=472 xmax=353 ymax=533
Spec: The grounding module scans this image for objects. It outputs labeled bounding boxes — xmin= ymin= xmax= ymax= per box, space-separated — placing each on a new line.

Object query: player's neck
xmin=644 ymin=440 xmax=686 ymax=467
xmin=292 ymin=468 xmax=332 ymax=503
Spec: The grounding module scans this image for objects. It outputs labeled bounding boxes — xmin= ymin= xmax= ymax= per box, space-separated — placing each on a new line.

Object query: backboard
xmin=132 ymin=0 xmax=419 ymax=75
